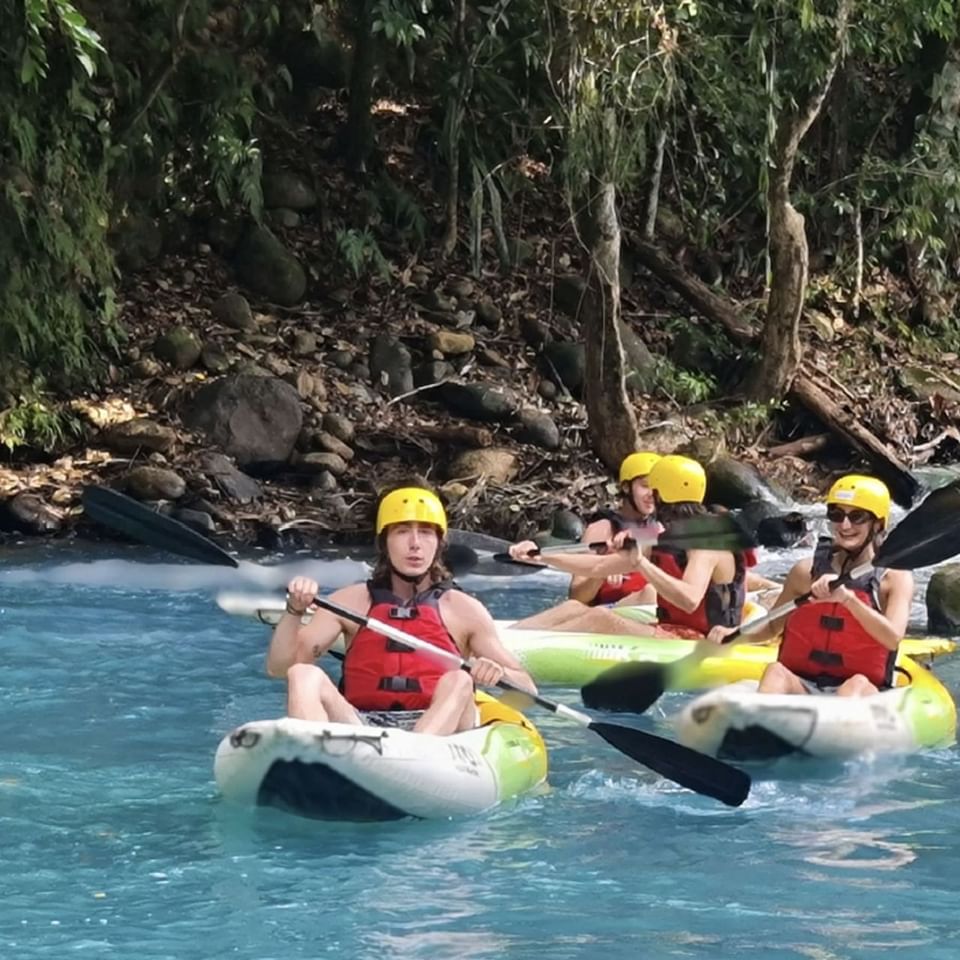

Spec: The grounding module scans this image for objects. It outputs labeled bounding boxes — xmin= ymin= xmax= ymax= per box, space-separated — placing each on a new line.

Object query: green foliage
xmin=0 ymin=0 xmax=117 ymax=415
xmin=656 ymin=360 xmax=718 ymax=405
xmin=363 ymin=175 xmax=427 ymax=247
xmin=336 ymin=227 xmax=392 ymax=280
xmin=0 ymin=383 xmax=83 ymax=453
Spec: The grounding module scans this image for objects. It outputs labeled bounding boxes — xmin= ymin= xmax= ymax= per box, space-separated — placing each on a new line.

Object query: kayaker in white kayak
xmin=509 ymin=455 xmax=749 ymax=638
xmin=267 ymin=485 xmax=536 ymax=734
xmin=706 ymin=474 xmax=914 ymax=697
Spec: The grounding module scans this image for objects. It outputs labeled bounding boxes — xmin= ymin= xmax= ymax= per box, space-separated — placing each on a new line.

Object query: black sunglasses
xmin=826 ymin=505 xmax=874 ymax=525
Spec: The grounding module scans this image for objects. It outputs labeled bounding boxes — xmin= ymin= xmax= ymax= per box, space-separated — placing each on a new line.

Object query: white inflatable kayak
xmin=674 ymin=657 xmax=957 ymax=761
xmin=214 ymin=695 xmax=548 ymax=821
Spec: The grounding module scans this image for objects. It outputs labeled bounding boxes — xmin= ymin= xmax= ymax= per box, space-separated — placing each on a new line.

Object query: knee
xmin=287 ymin=662 xmax=327 ymax=687
xmin=436 ymin=668 xmax=474 ymax=697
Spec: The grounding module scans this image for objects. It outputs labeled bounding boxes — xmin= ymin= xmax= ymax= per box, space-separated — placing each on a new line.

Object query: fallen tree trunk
xmin=789 ymin=376 xmax=919 ymax=506
xmin=628 ymin=232 xmax=919 ymax=506
xmin=766 ymin=433 xmax=831 ymax=459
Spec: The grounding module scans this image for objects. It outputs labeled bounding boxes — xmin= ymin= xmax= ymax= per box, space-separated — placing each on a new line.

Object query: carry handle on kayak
xmin=581 ymin=479 xmax=960 ymax=716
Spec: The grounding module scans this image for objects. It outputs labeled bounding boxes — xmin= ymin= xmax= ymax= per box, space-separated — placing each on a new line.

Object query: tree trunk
xmin=343 ymin=0 xmax=377 ymax=174
xmin=578 ymin=177 xmax=640 ymax=471
xmin=746 ymin=0 xmax=851 ymax=401
xmin=440 ymin=0 xmax=470 ymax=258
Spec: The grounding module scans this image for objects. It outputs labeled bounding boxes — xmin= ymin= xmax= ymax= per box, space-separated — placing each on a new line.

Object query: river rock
xmin=446 ymin=448 xmax=518 ymax=484
xmin=551 ymin=508 xmax=584 ymax=541
xmin=369 ymin=333 xmax=414 ymax=398
xmin=202 ymin=343 xmax=231 ymax=374
xmin=428 ymin=330 xmax=475 ymax=356
xmin=173 ymin=507 xmax=216 ymax=534
xmin=101 ymin=418 xmax=176 ymax=454
xmin=328 ymin=349 xmax=354 ymax=369
xmin=310 ymin=470 xmax=338 ymax=493
xmin=475 ymin=298 xmax=502 ymax=331
xmin=262 ymin=170 xmax=317 ymax=210
xmin=292 ymin=331 xmax=318 ymax=356
xmin=900 ymin=366 xmax=960 ymax=403
xmin=321 ymin=413 xmax=355 ymax=444
xmin=438 ymin=383 xmax=519 ymax=423
xmin=299 ymin=451 xmax=349 ymax=476
xmin=315 ymin=431 xmax=354 ymax=461
xmin=0 ymin=492 xmax=62 ymax=535
xmin=184 ymin=374 xmax=303 ymax=466
xmin=233 ymin=224 xmax=307 ymax=306
xmin=154 ymin=326 xmax=202 ymax=369
xmin=705 ymin=457 xmax=783 ymax=509
xmin=126 ymin=465 xmax=186 ymax=501
xmin=212 ymin=292 xmax=255 ymax=331
xmin=553 ymin=274 xmax=588 ymax=320
xmin=540 ymin=341 xmax=584 ymax=394
xmin=927 ymin=563 xmax=960 ymax=634
xmin=195 ymin=451 xmax=262 ymax=503
xmin=112 ymin=212 xmax=163 ymax=271
xmin=516 ymin=408 xmax=561 ymax=450
xmin=414 ymin=360 xmax=453 ymax=389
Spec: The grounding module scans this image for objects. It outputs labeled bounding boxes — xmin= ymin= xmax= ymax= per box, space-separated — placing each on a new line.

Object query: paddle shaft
xmin=730 ymin=559 xmax=874 ymax=644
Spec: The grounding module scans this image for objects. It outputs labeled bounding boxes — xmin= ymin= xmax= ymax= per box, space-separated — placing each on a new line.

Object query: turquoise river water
xmin=2 ymin=543 xmax=960 ymax=960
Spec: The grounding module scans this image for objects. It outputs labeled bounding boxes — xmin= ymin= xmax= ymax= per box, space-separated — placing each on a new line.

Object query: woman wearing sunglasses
xmin=707 ymin=474 xmax=914 ymax=696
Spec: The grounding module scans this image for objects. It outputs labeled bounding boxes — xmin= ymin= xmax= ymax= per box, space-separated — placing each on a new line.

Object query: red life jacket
xmin=652 ymin=544 xmax=745 ymax=635
xmin=779 ymin=538 xmax=894 ymax=689
xmin=341 ymin=582 xmax=462 ymax=710
xmin=588 ymin=510 xmax=656 ymax=606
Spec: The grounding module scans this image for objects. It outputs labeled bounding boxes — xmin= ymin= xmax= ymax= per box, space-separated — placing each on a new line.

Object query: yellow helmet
xmin=825 ymin=474 xmax=890 ymax=524
xmin=619 ymin=451 xmax=661 ymax=483
xmin=376 ymin=487 xmax=448 ymax=534
xmin=647 ymin=455 xmax=707 ymax=504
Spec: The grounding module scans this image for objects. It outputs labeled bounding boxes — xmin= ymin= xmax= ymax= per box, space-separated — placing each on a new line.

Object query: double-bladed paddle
xmin=581 ymin=480 xmax=960 ymax=715
xmin=82 ymin=484 xmax=751 ymax=807
xmin=492 ymin=514 xmax=758 ymax=569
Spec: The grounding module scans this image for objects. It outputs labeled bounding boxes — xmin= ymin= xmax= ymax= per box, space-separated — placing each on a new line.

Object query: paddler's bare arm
xmin=266 ymin=580 xmax=366 ymax=678
xmin=442 ymin=592 xmax=537 ymax=694
xmin=816 ymin=568 xmax=913 ymax=652
xmin=634 ymin=549 xmax=722 ymax=614
xmin=508 ymin=539 xmax=637 ymax=577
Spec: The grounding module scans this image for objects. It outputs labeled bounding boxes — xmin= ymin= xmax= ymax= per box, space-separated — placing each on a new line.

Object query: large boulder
xmin=233 ymin=225 xmax=307 ymax=306
xmin=445 ymin=448 xmax=518 ymax=484
xmin=706 ymin=457 xmax=784 ymax=509
xmin=262 ymin=170 xmax=317 ymax=210
xmin=184 ymin=374 xmax=303 ymax=467
xmin=927 ymin=564 xmax=960 ymax=634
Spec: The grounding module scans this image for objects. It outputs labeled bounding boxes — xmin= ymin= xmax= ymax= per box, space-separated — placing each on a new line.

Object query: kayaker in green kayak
xmin=267 ymin=485 xmax=536 ymax=734
xmin=510 ymin=455 xmax=748 ymax=638
xmin=707 ymin=474 xmax=915 ymax=696
xmin=511 ymin=452 xmax=661 ymax=631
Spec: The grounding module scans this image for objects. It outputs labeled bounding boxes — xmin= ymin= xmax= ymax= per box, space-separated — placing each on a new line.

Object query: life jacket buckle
xmin=378 ymin=676 xmax=422 ymax=693
xmin=819 ymin=614 xmax=845 ymax=631
xmin=809 ymin=649 xmax=844 ymax=666
xmin=389 ymin=606 xmax=418 ymax=620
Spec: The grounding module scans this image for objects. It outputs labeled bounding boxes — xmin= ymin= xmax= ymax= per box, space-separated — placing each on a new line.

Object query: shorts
xmin=359 ymin=709 xmax=426 ymax=731
xmin=798 ymin=677 xmax=840 ymax=695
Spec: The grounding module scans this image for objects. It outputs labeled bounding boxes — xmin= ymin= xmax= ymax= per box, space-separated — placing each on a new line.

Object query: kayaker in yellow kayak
xmin=707 ymin=474 xmax=915 ymax=696
xmin=510 ymin=455 xmax=748 ymax=638
xmin=267 ymin=485 xmax=536 ymax=733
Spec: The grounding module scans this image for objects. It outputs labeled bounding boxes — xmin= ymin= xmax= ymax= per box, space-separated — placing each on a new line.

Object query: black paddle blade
xmin=81 ymin=486 xmax=239 ymax=568
xmin=581 ymin=661 xmax=673 ymax=715
xmin=588 ymin=720 xmax=750 ymax=807
xmin=876 ymin=480 xmax=960 ymax=569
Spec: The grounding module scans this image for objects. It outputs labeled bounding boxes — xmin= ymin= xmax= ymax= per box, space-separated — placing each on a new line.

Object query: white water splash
xmin=0 ymin=556 xmax=369 ymax=594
